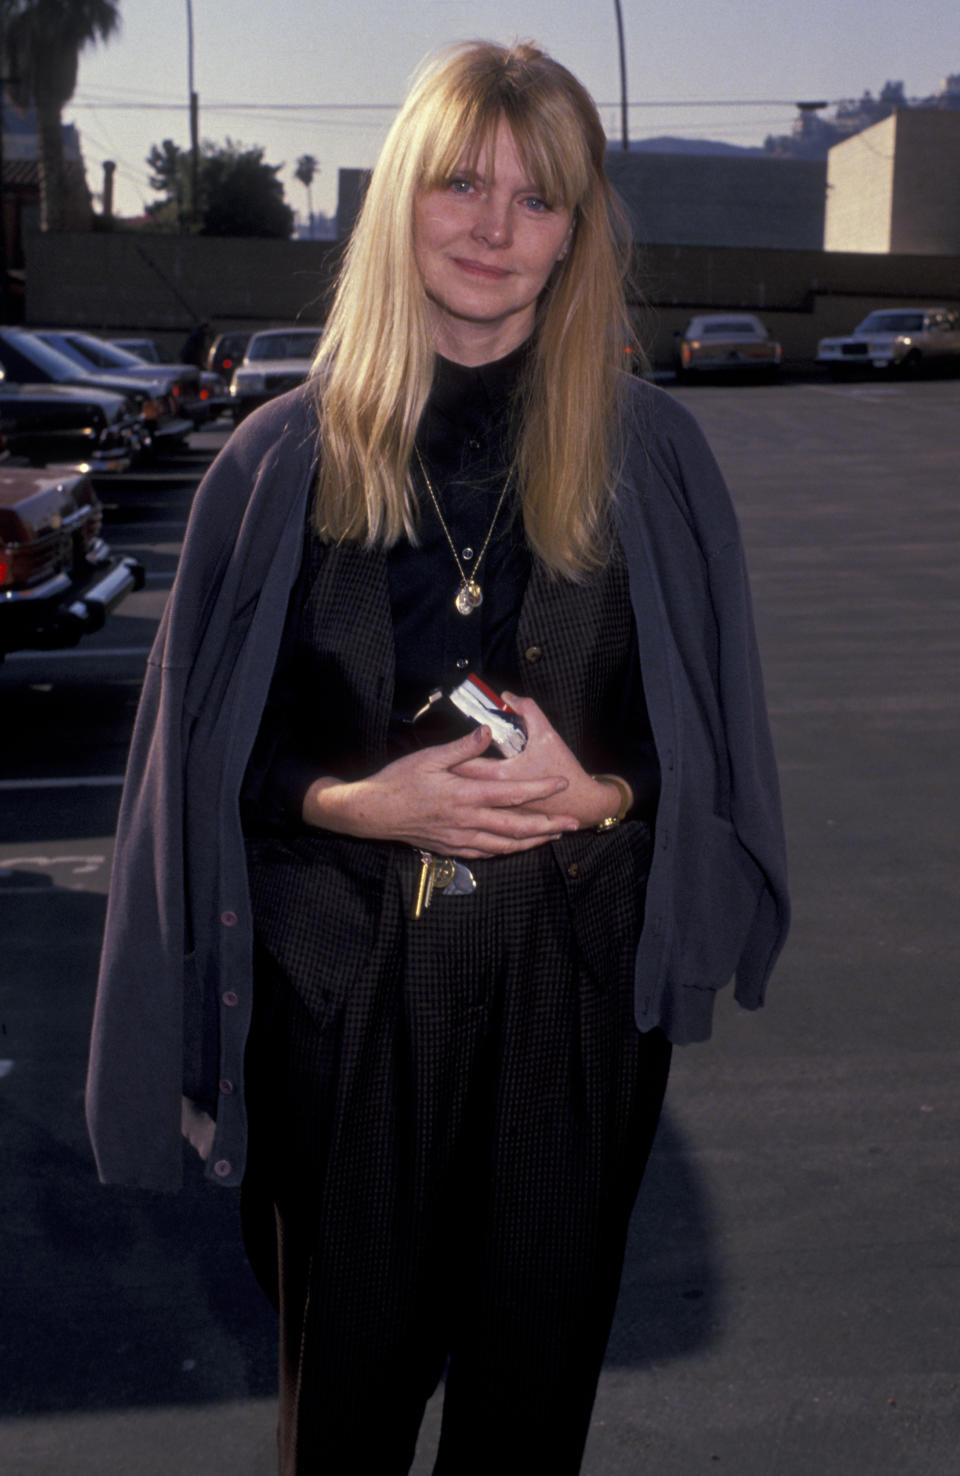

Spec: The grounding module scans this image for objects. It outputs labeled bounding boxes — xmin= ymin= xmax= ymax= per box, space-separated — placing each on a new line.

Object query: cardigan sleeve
xmin=86 ymin=390 xmax=319 ymax=1189
xmin=616 ymin=379 xmax=789 ymax=1040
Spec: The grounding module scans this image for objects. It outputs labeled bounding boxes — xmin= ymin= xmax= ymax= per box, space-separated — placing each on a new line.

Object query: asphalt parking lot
xmin=1 ymin=375 xmax=959 ymax=1474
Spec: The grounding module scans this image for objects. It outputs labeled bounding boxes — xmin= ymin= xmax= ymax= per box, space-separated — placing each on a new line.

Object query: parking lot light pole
xmin=186 ymin=0 xmax=199 ymax=227
xmin=613 ymin=0 xmax=629 ymax=151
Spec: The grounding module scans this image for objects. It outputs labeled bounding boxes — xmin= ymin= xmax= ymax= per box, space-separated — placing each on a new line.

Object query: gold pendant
xmin=454 ymin=580 xmax=483 ymax=615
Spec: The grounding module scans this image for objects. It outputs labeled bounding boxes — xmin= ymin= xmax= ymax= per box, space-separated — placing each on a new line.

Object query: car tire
xmin=897 ymin=349 xmax=923 ymax=377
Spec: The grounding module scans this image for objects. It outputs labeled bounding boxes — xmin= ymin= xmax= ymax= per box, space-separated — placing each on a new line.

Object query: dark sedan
xmin=0 ymin=463 xmax=145 ymax=658
xmin=33 ymin=329 xmax=213 ymax=429
xmin=110 ymin=336 xmax=231 ymax=422
xmin=0 ymin=378 xmax=142 ymax=472
xmin=0 ymin=328 xmax=193 ymax=454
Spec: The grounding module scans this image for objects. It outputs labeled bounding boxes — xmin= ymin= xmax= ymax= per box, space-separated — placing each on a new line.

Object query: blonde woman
xmin=87 ymin=40 xmax=789 ymax=1475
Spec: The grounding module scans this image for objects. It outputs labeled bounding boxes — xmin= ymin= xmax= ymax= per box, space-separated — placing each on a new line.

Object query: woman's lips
xmin=453 ymin=257 xmax=511 ymax=280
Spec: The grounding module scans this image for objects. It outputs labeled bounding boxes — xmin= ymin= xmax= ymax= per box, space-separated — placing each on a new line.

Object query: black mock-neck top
xmin=241 ymin=342 xmax=659 ymax=828
xmin=387 ymin=342 xmax=531 ymax=746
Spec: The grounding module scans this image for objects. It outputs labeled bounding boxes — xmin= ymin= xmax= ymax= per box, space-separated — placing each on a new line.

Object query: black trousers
xmin=241 ymin=822 xmax=671 ymax=1475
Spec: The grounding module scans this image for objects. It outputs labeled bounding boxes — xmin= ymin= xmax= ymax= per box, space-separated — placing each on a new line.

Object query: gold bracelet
xmin=592 ymin=773 xmax=633 ymax=831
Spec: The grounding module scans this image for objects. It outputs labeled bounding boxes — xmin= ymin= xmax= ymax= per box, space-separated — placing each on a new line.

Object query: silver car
xmin=817 ymin=307 xmax=960 ymax=376
xmin=229 ymin=327 xmax=323 ymax=422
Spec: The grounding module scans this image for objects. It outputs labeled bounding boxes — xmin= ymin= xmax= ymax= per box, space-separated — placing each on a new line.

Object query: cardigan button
xmin=567 ymin=862 xmax=580 ymax=879
xmin=218 ymin=1078 xmax=235 ymax=1096
xmin=524 ymin=645 xmax=543 ymax=664
xmin=213 ymin=1159 xmax=232 ymax=1179
xmin=221 ymin=990 xmax=239 ymax=1008
xmin=220 ymin=910 xmax=238 ymax=927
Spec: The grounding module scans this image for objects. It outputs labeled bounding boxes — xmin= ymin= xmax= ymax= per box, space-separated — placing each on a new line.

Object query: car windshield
xmin=2 ymin=330 xmax=91 ymax=383
xmin=72 ymin=336 xmax=152 ymax=369
xmin=115 ymin=340 xmax=162 ymax=362
xmin=700 ymin=320 xmax=761 ymax=336
xmin=248 ymin=332 xmax=321 ymax=362
xmin=859 ymin=312 xmax=925 ymax=334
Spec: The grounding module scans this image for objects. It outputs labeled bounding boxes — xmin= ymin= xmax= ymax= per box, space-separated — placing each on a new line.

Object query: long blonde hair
xmin=313 ymin=39 xmax=637 ymax=577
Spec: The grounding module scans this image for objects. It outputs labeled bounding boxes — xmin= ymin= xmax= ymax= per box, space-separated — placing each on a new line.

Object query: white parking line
xmin=805 ymin=383 xmax=906 ymax=401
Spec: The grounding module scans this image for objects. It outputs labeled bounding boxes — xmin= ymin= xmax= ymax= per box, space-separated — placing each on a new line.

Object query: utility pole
xmin=613 ymin=0 xmax=629 ymax=151
xmin=0 ymin=9 xmax=10 ymax=321
xmin=186 ymin=0 xmax=199 ymax=227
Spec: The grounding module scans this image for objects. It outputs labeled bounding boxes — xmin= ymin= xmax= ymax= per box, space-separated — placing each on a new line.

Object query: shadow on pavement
xmin=1 ymin=877 xmax=718 ymax=1428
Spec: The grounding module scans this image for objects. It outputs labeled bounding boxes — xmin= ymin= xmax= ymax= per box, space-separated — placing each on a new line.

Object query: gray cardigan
xmin=85 ymin=378 xmax=789 ymax=1191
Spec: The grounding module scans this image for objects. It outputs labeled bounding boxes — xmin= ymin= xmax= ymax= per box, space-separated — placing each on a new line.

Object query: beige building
xmin=825 ymin=107 xmax=960 ymax=254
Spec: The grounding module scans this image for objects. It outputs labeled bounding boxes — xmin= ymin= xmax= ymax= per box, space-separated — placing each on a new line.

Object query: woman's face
xmin=413 ymin=118 xmax=574 ymax=366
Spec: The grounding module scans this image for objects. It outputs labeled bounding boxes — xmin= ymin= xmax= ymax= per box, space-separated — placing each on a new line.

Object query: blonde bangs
xmin=415 ymin=66 xmax=592 ymax=214
xmin=314 ymin=39 xmax=642 ymax=575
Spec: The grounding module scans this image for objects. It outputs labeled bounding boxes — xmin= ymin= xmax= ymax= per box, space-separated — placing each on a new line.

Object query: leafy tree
xmin=145 ymin=137 xmax=295 ymax=238
xmin=295 ymin=153 xmax=318 ymax=236
xmin=3 ymin=0 xmax=121 ymax=231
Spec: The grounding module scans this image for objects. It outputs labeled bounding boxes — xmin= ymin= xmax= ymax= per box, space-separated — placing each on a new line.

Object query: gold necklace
xmin=414 ymin=446 xmax=512 ymax=616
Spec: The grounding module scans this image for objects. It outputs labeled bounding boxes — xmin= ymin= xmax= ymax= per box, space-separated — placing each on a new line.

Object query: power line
xmin=70 ymin=94 xmax=852 ymax=114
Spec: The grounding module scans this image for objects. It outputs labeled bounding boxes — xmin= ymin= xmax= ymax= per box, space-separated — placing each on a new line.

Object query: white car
xmin=817 ymin=307 xmax=960 ymax=376
xmin=674 ymin=313 xmax=782 ymax=381
xmin=229 ymin=327 xmax=322 ymax=421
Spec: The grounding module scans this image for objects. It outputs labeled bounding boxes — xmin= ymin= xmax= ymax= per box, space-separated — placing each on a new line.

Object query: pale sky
xmin=71 ymin=0 xmax=960 ymax=222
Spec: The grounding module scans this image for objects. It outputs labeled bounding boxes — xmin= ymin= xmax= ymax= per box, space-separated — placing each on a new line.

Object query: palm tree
xmin=294 ymin=153 xmax=317 ymax=238
xmin=5 ymin=0 xmax=122 ymax=231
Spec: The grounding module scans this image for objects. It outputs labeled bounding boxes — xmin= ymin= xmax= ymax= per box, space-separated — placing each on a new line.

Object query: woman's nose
xmin=471 ymin=196 xmax=511 ymax=246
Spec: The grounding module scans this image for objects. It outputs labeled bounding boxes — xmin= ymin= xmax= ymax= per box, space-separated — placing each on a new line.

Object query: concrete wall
xmin=636 ymin=241 xmax=960 ymax=363
xmin=825 ymin=109 xmax=960 ymax=255
xmin=824 ymin=115 xmax=895 ymax=253
xmin=889 ymin=109 xmax=960 ymax=254
xmin=21 ymin=229 xmax=960 ymax=370
xmin=606 ymin=151 xmax=827 ymax=251
xmin=24 ymin=231 xmax=342 ymax=344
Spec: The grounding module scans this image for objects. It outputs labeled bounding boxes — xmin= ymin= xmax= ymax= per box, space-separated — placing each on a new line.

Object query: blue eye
xmin=449 ymin=177 xmax=473 ymax=195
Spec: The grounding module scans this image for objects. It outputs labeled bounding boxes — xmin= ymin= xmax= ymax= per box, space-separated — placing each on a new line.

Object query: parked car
xmin=229 ymin=326 xmax=322 ymax=421
xmin=109 ymin=336 xmax=231 ymax=423
xmin=206 ymin=330 xmax=251 ymax=380
xmin=0 ymin=377 xmax=142 ymax=473
xmin=675 ymin=314 xmax=782 ymax=381
xmin=0 ymin=463 xmax=145 ymax=658
xmin=32 ymin=329 xmax=217 ymax=428
xmin=816 ymin=306 xmax=960 ymax=376
xmin=0 ymin=328 xmax=193 ymax=455
xmin=109 ymin=335 xmax=168 ymax=363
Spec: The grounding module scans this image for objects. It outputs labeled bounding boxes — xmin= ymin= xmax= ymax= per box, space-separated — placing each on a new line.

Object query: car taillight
xmin=0 ymin=532 xmax=63 ymax=587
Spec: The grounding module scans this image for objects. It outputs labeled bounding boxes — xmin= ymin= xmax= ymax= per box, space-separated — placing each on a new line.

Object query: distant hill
xmin=621 ymin=135 xmax=766 ymax=157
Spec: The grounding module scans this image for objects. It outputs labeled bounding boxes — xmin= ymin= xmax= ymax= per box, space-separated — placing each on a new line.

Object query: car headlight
xmin=232 ymin=370 xmax=265 ymax=395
